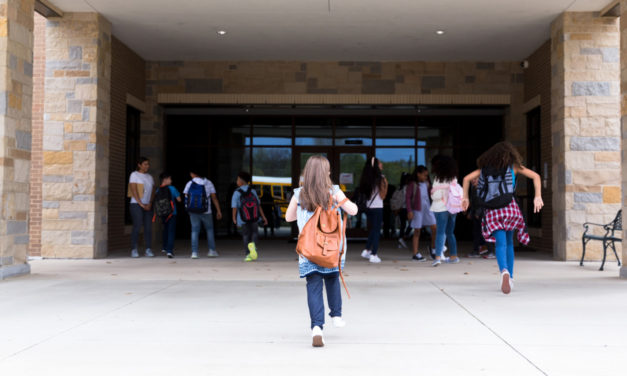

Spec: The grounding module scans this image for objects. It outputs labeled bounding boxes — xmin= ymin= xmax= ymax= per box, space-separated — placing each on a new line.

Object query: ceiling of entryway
xmin=47 ymin=0 xmax=613 ymax=61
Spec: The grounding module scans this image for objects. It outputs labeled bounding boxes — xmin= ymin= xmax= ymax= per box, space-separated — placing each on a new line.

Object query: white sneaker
xmin=191 ymin=252 xmax=198 ymax=259
xmin=369 ymin=254 xmax=382 ymax=263
xmin=332 ymin=316 xmax=346 ymax=328
xmin=361 ymin=249 xmax=372 ymax=259
xmin=312 ymin=326 xmax=324 ymax=347
xmin=509 ymin=278 xmax=514 ymax=291
xmin=145 ymin=249 xmax=154 ymax=257
xmin=208 ymin=249 xmax=219 ymax=258
xmin=500 ymin=271 xmax=511 ymax=294
xmin=161 ymin=249 xmax=166 ymax=254
xmin=131 ymin=249 xmax=139 ymax=258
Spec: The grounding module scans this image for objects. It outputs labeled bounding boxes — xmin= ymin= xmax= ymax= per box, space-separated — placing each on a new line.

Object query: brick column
xmin=0 ymin=0 xmax=34 ymax=279
xmin=41 ymin=13 xmax=111 ymax=258
xmin=551 ymin=13 xmax=622 ymax=261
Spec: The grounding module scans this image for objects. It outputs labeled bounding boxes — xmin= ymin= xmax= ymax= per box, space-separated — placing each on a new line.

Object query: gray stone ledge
xmin=0 ymin=263 xmax=31 ymax=280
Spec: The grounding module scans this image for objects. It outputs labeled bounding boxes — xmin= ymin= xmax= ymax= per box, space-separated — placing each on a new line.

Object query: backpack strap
xmin=338 ymin=211 xmax=350 ymax=299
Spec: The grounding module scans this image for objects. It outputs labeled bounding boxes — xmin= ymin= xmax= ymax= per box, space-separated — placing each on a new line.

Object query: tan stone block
xmin=43 ymin=182 xmax=73 ymax=201
xmin=565 ymin=151 xmax=595 ymax=169
xmin=42 ymin=219 xmax=89 ymax=231
xmin=43 ymin=163 xmax=72 ymax=175
xmin=42 ymin=208 xmax=59 ymax=219
xmin=74 ymin=84 xmax=97 ymax=100
xmin=72 ymin=122 xmax=96 ymax=133
xmin=43 ymin=151 xmax=73 ymax=165
xmin=585 ymin=203 xmax=622 ymax=215
xmin=58 ymin=201 xmax=95 ymax=212
xmin=41 ymin=230 xmax=70 ymax=246
xmin=53 ymin=245 xmax=95 ymax=259
xmin=603 ymin=186 xmax=621 ymax=203
xmin=594 ymin=151 xmax=620 ymax=162
xmin=565 ymin=185 xmax=602 ymax=193
xmin=73 ymin=151 xmax=95 ymax=171
xmin=587 ymin=103 xmax=619 ymax=117
xmin=571 ymin=170 xmax=621 ymax=185
xmin=64 ymin=140 xmax=87 ymax=151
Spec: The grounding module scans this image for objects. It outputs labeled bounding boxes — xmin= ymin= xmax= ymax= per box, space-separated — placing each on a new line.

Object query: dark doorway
xmin=164 ymin=107 xmax=504 ymax=241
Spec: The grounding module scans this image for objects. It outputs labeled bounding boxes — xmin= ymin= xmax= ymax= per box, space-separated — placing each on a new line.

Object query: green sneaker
xmin=247 ymin=242 xmax=258 ymax=260
xmin=244 ymin=255 xmax=254 ymax=262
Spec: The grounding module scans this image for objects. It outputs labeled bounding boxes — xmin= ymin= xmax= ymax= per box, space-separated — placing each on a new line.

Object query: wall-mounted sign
xmin=339 ymin=173 xmax=353 ymax=185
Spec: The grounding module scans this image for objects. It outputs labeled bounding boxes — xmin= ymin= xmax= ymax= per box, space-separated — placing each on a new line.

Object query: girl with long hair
xmin=286 ymin=155 xmax=358 ymax=347
xmin=430 ymin=155 xmax=460 ymax=266
xmin=406 ymin=165 xmax=437 ymax=261
xmin=359 ymin=157 xmax=388 ymax=263
xmin=462 ymin=141 xmax=543 ymax=294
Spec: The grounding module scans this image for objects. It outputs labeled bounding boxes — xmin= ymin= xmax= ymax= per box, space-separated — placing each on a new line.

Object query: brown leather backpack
xmin=296 ymin=194 xmax=350 ymax=297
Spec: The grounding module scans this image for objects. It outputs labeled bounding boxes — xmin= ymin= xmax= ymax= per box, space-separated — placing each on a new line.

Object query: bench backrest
xmin=609 ymin=210 xmax=622 ymax=236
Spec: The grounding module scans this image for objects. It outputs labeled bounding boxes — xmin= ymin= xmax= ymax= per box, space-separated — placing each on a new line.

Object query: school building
xmin=0 ymin=0 xmax=626 ymax=278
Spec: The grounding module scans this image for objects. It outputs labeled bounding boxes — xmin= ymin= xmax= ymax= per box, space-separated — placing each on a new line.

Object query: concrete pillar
xmin=41 ymin=13 xmax=111 ymax=258
xmin=621 ymin=1 xmax=627 ymax=278
xmin=0 ymin=0 xmax=34 ymax=279
xmin=551 ymin=13 xmax=622 ymax=261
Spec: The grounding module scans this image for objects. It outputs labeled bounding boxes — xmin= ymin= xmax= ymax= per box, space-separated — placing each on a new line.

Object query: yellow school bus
xmin=252 ymin=176 xmax=291 ymax=219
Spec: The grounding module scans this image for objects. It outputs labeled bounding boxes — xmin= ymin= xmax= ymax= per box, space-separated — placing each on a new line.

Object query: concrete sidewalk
xmin=1 ymin=239 xmax=626 ymax=376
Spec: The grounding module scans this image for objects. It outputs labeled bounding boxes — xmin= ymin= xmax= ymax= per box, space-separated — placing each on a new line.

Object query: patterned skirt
xmin=481 ymin=199 xmax=530 ymax=245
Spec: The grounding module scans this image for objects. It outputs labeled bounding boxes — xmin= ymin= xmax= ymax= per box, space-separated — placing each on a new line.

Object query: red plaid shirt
xmin=481 ymin=199 xmax=529 ymax=245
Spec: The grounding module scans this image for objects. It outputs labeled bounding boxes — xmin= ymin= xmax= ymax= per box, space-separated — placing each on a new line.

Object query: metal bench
xmin=581 ymin=210 xmax=622 ymax=271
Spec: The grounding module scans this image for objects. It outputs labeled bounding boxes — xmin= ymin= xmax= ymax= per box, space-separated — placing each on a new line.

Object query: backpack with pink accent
xmin=446 ymin=180 xmax=464 ymax=214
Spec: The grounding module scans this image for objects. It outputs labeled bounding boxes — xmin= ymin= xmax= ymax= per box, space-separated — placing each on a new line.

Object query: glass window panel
xmin=417 ymin=148 xmax=453 ymax=168
xmin=295 ymin=117 xmax=333 ymax=146
xmin=417 ymin=121 xmax=455 ymax=147
xmin=335 ymin=118 xmax=372 ymax=146
xmin=252 ymin=147 xmax=292 ymax=235
xmin=252 ymin=117 xmax=292 ymax=145
xmin=375 ymin=118 xmax=415 ymax=146
xmin=252 ymin=147 xmax=291 ymax=180
xmin=376 ymin=148 xmax=416 ymax=189
xmin=209 ymin=116 xmax=251 ymax=146
xmin=338 ymin=152 xmax=368 ymax=231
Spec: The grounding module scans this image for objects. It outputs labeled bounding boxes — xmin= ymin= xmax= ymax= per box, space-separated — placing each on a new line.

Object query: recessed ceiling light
xmin=435 ymin=30 xmax=445 ymax=35
xmin=217 ymin=30 xmax=227 ymax=36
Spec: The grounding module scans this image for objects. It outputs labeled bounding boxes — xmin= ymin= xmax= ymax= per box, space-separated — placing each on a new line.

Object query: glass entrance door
xmin=334 ymin=148 xmax=370 ymax=236
xmin=292 ymin=147 xmax=372 ymax=237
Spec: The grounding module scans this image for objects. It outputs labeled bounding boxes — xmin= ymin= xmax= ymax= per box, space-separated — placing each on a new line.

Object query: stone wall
xmin=0 ymin=0 xmax=34 ymax=278
xmin=108 ymin=37 xmax=145 ymax=253
xmin=524 ymin=40 xmax=553 ymax=252
xmin=551 ymin=13 xmax=622 ymax=261
xmin=141 ymin=59 xmax=526 ymax=183
xmin=40 ymin=12 xmax=111 ymax=258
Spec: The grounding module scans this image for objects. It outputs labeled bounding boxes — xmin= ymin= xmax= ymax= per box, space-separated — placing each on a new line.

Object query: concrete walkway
xmin=1 ymin=239 xmax=625 ymax=376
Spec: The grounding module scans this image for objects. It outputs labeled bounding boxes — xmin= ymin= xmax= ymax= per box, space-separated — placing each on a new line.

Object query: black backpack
xmin=476 ymin=166 xmax=516 ymax=209
xmin=354 ymin=186 xmax=376 ymax=214
xmin=238 ymin=187 xmax=260 ymax=223
xmin=153 ymin=186 xmax=174 ymax=222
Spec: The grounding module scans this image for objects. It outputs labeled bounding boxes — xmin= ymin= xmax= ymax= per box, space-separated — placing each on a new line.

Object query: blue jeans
xmin=366 ymin=208 xmax=383 ymax=255
xmin=161 ymin=216 xmax=177 ymax=252
xmin=130 ymin=203 xmax=152 ymax=250
xmin=434 ymin=211 xmax=458 ymax=257
xmin=306 ymin=272 xmax=342 ymax=329
xmin=494 ymin=230 xmax=515 ymax=277
xmin=189 ymin=213 xmax=216 ymax=252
